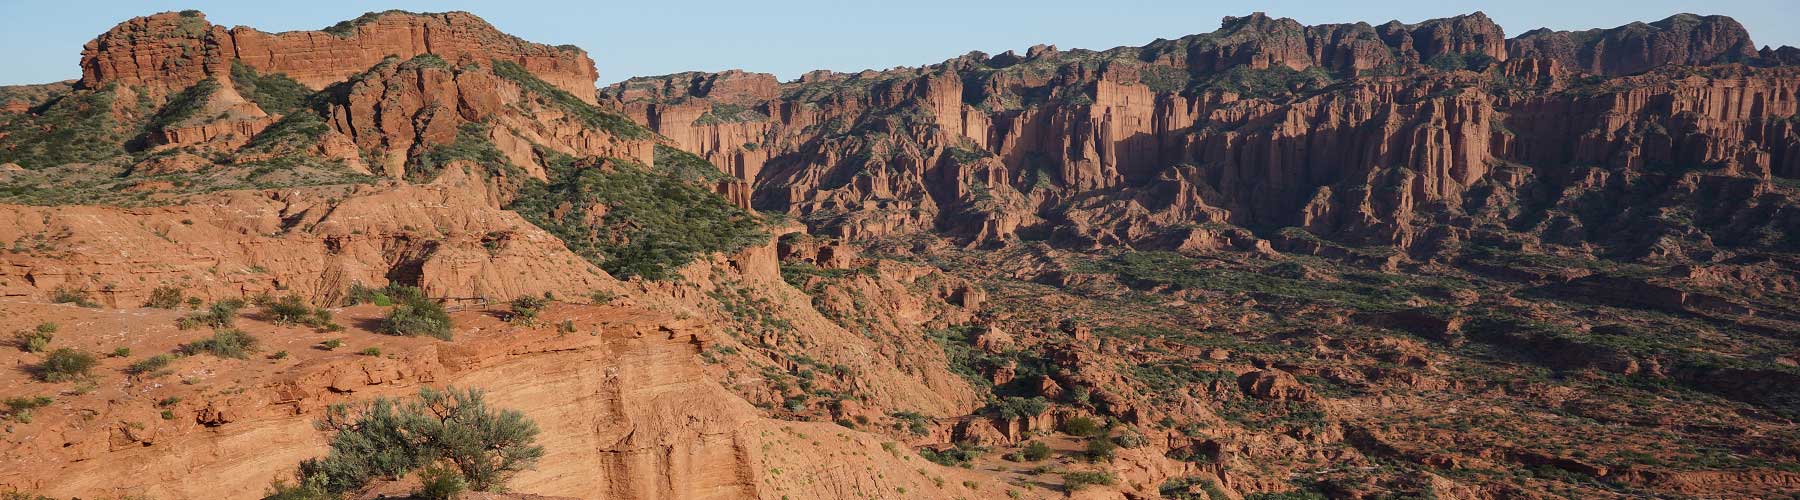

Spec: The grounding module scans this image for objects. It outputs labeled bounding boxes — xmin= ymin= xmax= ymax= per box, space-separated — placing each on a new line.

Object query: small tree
xmin=412 ymin=387 xmax=544 ymax=491
xmin=297 ymin=387 xmax=541 ymax=493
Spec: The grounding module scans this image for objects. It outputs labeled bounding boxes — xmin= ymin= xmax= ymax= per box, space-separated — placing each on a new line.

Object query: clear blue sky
xmin=1 ymin=0 xmax=1795 ymax=86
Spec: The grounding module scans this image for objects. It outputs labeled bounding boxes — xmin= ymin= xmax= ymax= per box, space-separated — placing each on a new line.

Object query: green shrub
xmin=317 ymin=339 xmax=344 ymax=350
xmin=344 ymin=283 xmax=397 ymax=306
xmin=267 ymin=295 xmax=314 ymax=325
xmin=3 ymin=395 xmax=53 ymax=422
xmin=1062 ymin=471 xmax=1116 ymax=490
xmin=415 ymin=464 xmax=467 ymax=500
xmin=1020 ymin=440 xmax=1052 ymax=461
xmin=179 ymin=299 xmax=246 ymax=330
xmin=508 ymin=296 xmax=547 ymax=324
xmin=1084 ymin=435 xmax=1117 ymax=462
xmin=360 ymin=347 xmax=382 ymax=356
xmin=1061 ymin=416 xmax=1101 ymax=437
xmin=128 ymin=354 xmax=176 ymax=375
xmin=111 ymin=346 xmax=131 ymax=357
xmin=13 ymin=323 xmax=57 ymax=352
xmin=298 ymin=387 xmax=543 ymax=493
xmin=920 ymin=444 xmax=985 ymax=467
xmin=988 ymin=396 xmax=1049 ymax=419
xmin=51 ymin=287 xmax=99 ymax=307
xmin=182 ymin=329 xmax=261 ymax=359
xmin=383 ymin=292 xmax=452 ymax=340
xmin=261 ymin=479 xmax=334 ymax=500
xmin=38 ymin=348 xmax=97 ymax=382
xmin=1112 ymin=429 xmax=1148 ymax=448
xmin=144 ymin=286 xmax=185 ymax=308
xmin=266 ymin=295 xmax=337 ymax=328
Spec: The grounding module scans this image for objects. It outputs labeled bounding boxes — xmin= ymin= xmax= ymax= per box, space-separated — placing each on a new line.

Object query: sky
xmin=1 ymin=0 xmax=1796 ymax=86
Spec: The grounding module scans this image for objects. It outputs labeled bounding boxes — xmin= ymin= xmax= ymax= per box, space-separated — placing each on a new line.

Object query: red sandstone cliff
xmin=81 ymin=11 xmax=599 ymax=103
xmin=607 ymin=13 xmax=1800 ymax=255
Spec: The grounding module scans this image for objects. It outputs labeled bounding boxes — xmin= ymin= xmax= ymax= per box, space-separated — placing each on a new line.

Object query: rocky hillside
xmin=606 ymin=12 xmax=1799 ymax=257
xmin=1 ymin=8 xmax=1798 ymax=500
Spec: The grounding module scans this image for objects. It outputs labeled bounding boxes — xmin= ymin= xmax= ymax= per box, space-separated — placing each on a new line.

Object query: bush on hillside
xmin=181 ymin=329 xmax=261 ymax=359
xmin=297 ymin=387 xmax=543 ymax=493
xmin=38 ymin=348 xmax=97 ymax=382
xmin=383 ymin=290 xmax=452 ymax=340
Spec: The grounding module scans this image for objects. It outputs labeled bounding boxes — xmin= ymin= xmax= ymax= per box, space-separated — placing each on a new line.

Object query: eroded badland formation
xmin=1 ymin=8 xmax=1799 ymax=500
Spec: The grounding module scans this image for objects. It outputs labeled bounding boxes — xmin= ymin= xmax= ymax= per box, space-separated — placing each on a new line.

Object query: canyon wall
xmin=609 ymin=13 xmax=1800 ymax=251
xmin=80 ymin=11 xmax=599 ymax=102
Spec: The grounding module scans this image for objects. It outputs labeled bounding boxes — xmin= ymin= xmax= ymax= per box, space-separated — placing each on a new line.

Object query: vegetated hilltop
xmin=0 ymin=8 xmax=1798 ymax=500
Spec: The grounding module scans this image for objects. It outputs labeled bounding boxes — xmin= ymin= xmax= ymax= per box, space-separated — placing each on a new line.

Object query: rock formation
xmin=2 ymin=7 xmax=1798 ymax=500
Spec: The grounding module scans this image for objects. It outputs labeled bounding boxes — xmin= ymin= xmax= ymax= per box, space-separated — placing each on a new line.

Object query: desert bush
xmin=1113 ymin=429 xmax=1148 ymax=448
xmin=383 ymin=291 xmax=452 ymax=340
xmin=181 ymin=329 xmax=261 ymax=359
xmin=1084 ymin=434 xmax=1118 ymax=462
xmin=128 ymin=354 xmax=176 ymax=375
xmin=179 ymin=299 xmax=245 ymax=330
xmin=344 ymin=283 xmax=428 ymax=307
xmin=1063 ymin=471 xmax=1116 ymax=490
xmin=13 ymin=323 xmax=57 ymax=352
xmin=297 ymin=387 xmax=542 ymax=493
xmin=50 ymin=286 xmax=99 ymax=307
xmin=343 ymin=283 xmax=393 ymax=306
xmin=261 ymin=479 xmax=333 ymax=500
xmin=1021 ymin=440 xmax=1052 ymax=461
xmin=266 ymin=294 xmax=313 ymax=325
xmin=144 ymin=285 xmax=185 ymax=309
xmin=508 ymin=295 xmax=548 ymax=324
xmin=2 ymin=395 xmax=52 ymax=422
xmin=988 ymin=396 xmax=1049 ymax=419
xmin=415 ymin=464 xmax=466 ymax=500
xmin=267 ymin=295 xmax=337 ymax=329
xmin=38 ymin=348 xmax=97 ymax=382
xmin=1061 ymin=416 xmax=1101 ymax=437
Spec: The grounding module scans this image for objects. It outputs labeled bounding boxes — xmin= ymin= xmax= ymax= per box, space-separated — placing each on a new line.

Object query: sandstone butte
xmin=1 ymin=7 xmax=1799 ymax=500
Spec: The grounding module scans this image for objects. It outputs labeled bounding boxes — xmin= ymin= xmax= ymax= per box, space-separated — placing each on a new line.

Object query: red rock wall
xmin=79 ymin=11 xmax=600 ymax=103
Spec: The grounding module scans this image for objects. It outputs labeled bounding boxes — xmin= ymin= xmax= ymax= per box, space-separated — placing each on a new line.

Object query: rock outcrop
xmin=81 ymin=11 xmax=599 ymax=103
xmin=0 ymin=302 xmax=1001 ymax=499
xmin=0 ymin=166 xmax=622 ymax=307
xmin=1507 ymin=14 xmax=1759 ymax=76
